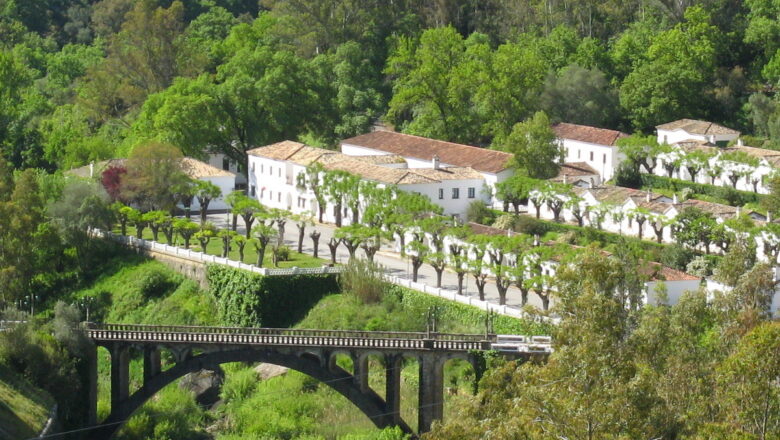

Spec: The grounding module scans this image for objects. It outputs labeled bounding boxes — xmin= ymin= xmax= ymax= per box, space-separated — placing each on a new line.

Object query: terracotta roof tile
xmin=553 ymin=122 xmax=628 ymax=146
xmin=656 ymin=119 xmax=740 ymax=135
xmin=341 ymin=131 xmax=513 ymax=174
xmin=67 ymin=157 xmax=235 ymax=179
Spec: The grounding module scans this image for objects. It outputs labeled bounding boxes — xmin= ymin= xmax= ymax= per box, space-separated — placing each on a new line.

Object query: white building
xmin=340 ymin=131 xmax=514 ymax=207
xmin=553 ymin=122 xmax=629 ymax=181
xmin=656 ymin=119 xmax=740 ymax=146
xmin=246 ymin=141 xmax=491 ymax=222
xmin=207 ymin=153 xmax=246 ymax=189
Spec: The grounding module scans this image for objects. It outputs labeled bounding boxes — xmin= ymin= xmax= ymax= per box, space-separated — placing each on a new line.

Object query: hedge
xmin=206 ymin=265 xmax=339 ymax=328
xmin=639 ymin=174 xmax=763 ymax=207
xmin=388 ymin=285 xmax=552 ymax=336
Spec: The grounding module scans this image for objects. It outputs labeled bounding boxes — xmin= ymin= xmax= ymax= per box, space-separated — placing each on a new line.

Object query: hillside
xmin=0 ymin=364 xmax=55 ymax=440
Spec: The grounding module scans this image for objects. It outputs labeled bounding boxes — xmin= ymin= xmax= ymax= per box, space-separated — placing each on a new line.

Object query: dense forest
xmin=4 ymin=0 xmax=780 ymax=176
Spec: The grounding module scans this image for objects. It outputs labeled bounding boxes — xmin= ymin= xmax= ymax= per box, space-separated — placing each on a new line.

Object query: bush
xmin=134 ymin=266 xmax=177 ymax=298
xmin=466 ymin=200 xmax=494 ymax=224
xmin=339 ymin=258 xmax=387 ymax=304
xmin=514 ymin=215 xmax=551 ymax=236
xmin=661 ymin=244 xmax=696 ymax=271
xmin=274 ymin=245 xmax=291 ymax=262
xmin=613 ymin=162 xmax=642 ymax=188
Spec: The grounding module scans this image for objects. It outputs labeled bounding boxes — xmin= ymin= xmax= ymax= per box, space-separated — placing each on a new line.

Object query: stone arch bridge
xmin=84 ymin=323 xmax=551 ymax=439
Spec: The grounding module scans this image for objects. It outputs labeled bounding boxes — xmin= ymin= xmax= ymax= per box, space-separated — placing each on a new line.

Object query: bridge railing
xmin=84 ymin=323 xmax=492 ymax=343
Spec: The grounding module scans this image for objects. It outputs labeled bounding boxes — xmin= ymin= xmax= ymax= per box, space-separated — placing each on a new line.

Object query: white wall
xmin=645 ymin=280 xmax=702 ymax=305
xmin=657 ymin=129 xmax=738 ymax=146
xmin=190 ymin=175 xmax=234 ymax=211
xmin=559 ymin=139 xmax=622 ymax=181
xmin=401 ymin=178 xmax=489 ymax=220
xmin=208 ymin=153 xmax=246 ymax=185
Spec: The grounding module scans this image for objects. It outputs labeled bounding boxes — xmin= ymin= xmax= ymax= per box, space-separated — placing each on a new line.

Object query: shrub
xmin=661 ymin=244 xmax=696 ymax=271
xmin=134 ymin=266 xmax=177 ymax=298
xmin=639 ymin=174 xmax=762 ymax=207
xmin=339 ymin=258 xmax=387 ymax=304
xmin=466 ymin=201 xmax=494 ymax=224
xmin=514 ymin=215 xmax=551 ymax=236
xmin=274 ymin=245 xmax=291 ymax=262
xmin=613 ymin=162 xmax=642 ymax=188
xmin=221 ymin=367 xmax=257 ymax=403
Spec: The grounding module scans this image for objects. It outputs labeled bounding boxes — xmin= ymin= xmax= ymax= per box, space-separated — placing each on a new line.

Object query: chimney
xmin=89 ymin=162 xmax=94 ymax=178
xmin=737 ymin=138 xmax=744 ymax=147
xmin=533 ymin=234 xmax=540 ymax=247
xmin=563 ymin=173 xmax=568 ymax=184
xmin=769 ymin=211 xmax=773 ymax=223
xmin=646 ymin=191 xmax=651 ymax=202
xmin=432 ymin=154 xmax=440 ymax=170
xmin=736 ymin=206 xmax=741 ymax=217
xmin=708 ymin=135 xmax=716 ymax=144
xmin=673 ymin=193 xmax=678 ymax=204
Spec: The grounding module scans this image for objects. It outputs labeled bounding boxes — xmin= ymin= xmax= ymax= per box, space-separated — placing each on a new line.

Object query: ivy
xmin=206 ymin=265 xmax=339 ymax=327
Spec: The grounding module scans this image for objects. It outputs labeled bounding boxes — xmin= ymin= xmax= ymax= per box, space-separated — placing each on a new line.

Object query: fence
xmin=92 ymin=228 xmax=343 ymax=276
xmin=94 ymin=228 xmax=543 ymax=320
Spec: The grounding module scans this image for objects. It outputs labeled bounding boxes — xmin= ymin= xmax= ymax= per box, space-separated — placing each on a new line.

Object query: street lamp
xmin=79 ymin=296 xmax=96 ymax=323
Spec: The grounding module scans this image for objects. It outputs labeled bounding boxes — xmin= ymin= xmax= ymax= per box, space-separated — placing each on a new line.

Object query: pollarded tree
xmin=341 ymin=173 xmax=363 ymax=225
xmin=589 ymin=202 xmax=612 ymax=230
xmin=406 ymin=237 xmax=427 ymax=283
xmin=298 ymin=162 xmax=327 ymax=223
xmin=335 ymin=224 xmax=364 ymax=262
xmin=113 ymin=202 xmax=134 ymax=236
xmin=229 ymin=192 xmax=264 ymax=238
xmin=173 ymin=179 xmax=197 ymax=218
xmin=250 ymin=224 xmax=277 ymax=267
xmin=144 ymin=210 xmax=170 ymax=242
xmin=648 ymin=212 xmax=672 ymax=243
xmin=292 ymin=213 xmax=314 ymax=253
xmin=425 ymin=249 xmax=448 ymax=288
xmin=627 ymin=206 xmax=651 ymax=240
xmin=495 ymin=174 xmax=538 ymax=214
xmin=721 ymin=151 xmax=759 ymax=189
xmin=681 ymin=150 xmax=713 ymax=183
xmin=324 ymin=170 xmax=351 ymax=227
xmin=326 ymin=237 xmax=341 ymax=264
xmin=525 ymin=245 xmax=556 ymax=310
xmin=218 ymin=229 xmax=236 ymax=258
xmin=705 ymin=162 xmax=724 ymax=185
xmin=445 ymin=226 xmax=472 ymax=295
xmin=233 ymin=235 xmax=247 ymax=262
xmin=358 ymin=227 xmax=386 ymax=263
xmin=127 ymin=208 xmax=147 ymax=239
xmin=467 ymin=239 xmax=489 ymax=301
xmin=174 ymin=218 xmax=200 ymax=249
xmin=194 ymin=224 xmax=216 ymax=252
xmin=565 ymin=194 xmax=588 ymax=226
xmin=268 ymin=208 xmax=291 ymax=247
xmin=616 ymin=134 xmax=662 ymax=174
xmin=195 ymin=180 xmax=222 ymax=224
xmin=309 ymin=230 xmax=321 ymax=259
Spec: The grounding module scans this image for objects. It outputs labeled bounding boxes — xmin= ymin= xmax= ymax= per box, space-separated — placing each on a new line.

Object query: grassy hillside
xmin=0 ymin=364 xmax=54 ymax=440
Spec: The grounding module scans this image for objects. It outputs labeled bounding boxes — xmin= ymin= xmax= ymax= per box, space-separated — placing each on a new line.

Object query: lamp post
xmin=80 ymin=296 xmax=96 ymax=323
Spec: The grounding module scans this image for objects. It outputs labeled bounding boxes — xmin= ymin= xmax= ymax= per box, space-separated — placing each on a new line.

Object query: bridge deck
xmin=86 ymin=323 xmax=535 ymax=352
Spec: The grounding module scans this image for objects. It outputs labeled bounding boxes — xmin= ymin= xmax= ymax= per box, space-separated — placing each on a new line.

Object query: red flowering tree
xmin=101 ymin=165 xmax=127 ymax=202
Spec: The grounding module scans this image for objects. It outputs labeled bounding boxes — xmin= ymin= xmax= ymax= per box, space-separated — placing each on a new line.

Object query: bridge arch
xmin=92 ymin=347 xmax=412 ymax=440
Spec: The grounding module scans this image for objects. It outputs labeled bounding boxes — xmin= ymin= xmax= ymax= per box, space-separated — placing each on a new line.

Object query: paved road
xmin=205 ymin=213 xmax=553 ymax=311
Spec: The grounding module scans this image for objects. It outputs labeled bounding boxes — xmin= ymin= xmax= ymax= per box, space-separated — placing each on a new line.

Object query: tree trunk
xmin=412 ymin=259 xmax=423 ymax=282
xmin=244 ymin=216 xmax=255 ymax=239
xmin=200 ymin=199 xmax=210 ymax=224
xmin=232 ymin=214 xmax=237 ymax=231
xmin=475 ymin=276 xmax=487 ymax=301
xmin=297 ymin=226 xmax=305 ymax=253
xmin=310 ymin=232 xmax=320 ymax=258
xmin=238 ymin=244 xmax=245 ymax=262
xmin=335 ymin=203 xmax=343 ymax=227
xmin=435 ymin=268 xmax=443 ymax=288
xmin=497 ymin=281 xmax=508 ymax=305
xmin=456 ymin=272 xmax=464 ymax=295
xmin=328 ymin=239 xmax=339 ymax=264
xmin=520 ymin=287 xmax=529 ymax=306
xmin=120 ymin=220 xmax=127 ymax=236
xmin=540 ymin=292 xmax=550 ymax=310
xmin=256 ymin=244 xmax=266 ymax=267
xmin=150 ymin=227 xmax=160 ymax=242
xmin=534 ymin=203 xmax=541 ymax=218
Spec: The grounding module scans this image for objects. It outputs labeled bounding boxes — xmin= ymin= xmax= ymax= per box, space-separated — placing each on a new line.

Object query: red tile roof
xmin=553 ymin=122 xmax=628 ymax=146
xmin=656 ymin=119 xmax=740 ymax=135
xmin=341 ymin=131 xmax=513 ymax=174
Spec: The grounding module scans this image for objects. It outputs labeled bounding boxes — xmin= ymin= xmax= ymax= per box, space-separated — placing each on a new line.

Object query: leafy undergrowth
xmin=0 ymin=364 xmax=54 ymax=440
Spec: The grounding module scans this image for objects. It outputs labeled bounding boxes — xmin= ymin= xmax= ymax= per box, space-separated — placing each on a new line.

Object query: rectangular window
xmin=278 ymin=168 xmax=281 ymax=177
xmin=250 ymin=185 xmax=256 ymax=197
xmin=577 ymin=149 xmax=581 ymax=159
xmin=438 ymin=188 xmax=444 ymax=200
xmin=452 ymin=188 xmax=460 ymax=199
xmin=269 ymin=190 xmax=273 ymax=200
xmin=468 ymin=187 xmax=475 ymax=198
xmin=223 ymin=157 xmax=230 ymax=171
xmin=603 ymin=154 xmax=607 ymax=164
xmin=589 ymin=151 xmax=594 ymax=161
xmin=278 ymin=192 xmax=281 ymax=202
xmin=260 ymin=164 xmax=264 ymax=173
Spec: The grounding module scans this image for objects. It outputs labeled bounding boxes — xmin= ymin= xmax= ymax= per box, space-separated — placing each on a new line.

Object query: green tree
xmin=539 ymin=64 xmax=619 ymax=128
xmin=174 ymin=218 xmax=199 ymax=248
xmin=674 ymin=207 xmax=718 ymax=253
xmin=250 ymin=223 xmax=276 ymax=267
xmin=122 ymin=141 xmax=189 ymax=212
xmin=194 ymin=180 xmax=222 ymax=224
xmin=498 ymin=111 xmax=561 ymax=180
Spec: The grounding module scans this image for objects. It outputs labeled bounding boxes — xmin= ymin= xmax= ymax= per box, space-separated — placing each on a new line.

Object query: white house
xmin=551 ymin=162 xmax=602 ymax=187
xmin=656 ymin=119 xmax=740 ymax=146
xmin=340 ymin=130 xmax=514 ymax=207
xmin=246 ymin=141 xmax=491 ymax=222
xmin=207 ymin=153 xmax=246 ymax=189
xmin=553 ymin=122 xmax=629 ymax=181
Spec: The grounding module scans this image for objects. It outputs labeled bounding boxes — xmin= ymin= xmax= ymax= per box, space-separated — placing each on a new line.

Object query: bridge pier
xmin=418 ymin=354 xmax=444 ymax=432
xmin=385 ymin=354 xmax=403 ymax=426
xmin=110 ymin=343 xmax=130 ymax=412
xmin=87 ymin=346 xmax=98 ymax=426
xmin=143 ymin=347 xmax=161 ymax=385
xmin=352 ymin=353 xmax=370 ymax=393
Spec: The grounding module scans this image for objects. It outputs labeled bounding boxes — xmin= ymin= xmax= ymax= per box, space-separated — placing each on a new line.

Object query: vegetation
xmin=0 ymin=364 xmax=54 ymax=440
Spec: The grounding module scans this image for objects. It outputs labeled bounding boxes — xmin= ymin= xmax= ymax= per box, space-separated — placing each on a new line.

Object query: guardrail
xmin=91 ymin=228 xmax=343 ymax=276
xmin=84 ymin=323 xmax=503 ymax=352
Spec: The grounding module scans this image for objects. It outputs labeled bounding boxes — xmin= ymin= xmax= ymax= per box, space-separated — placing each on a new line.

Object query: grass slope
xmin=0 ymin=364 xmax=54 ymax=440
